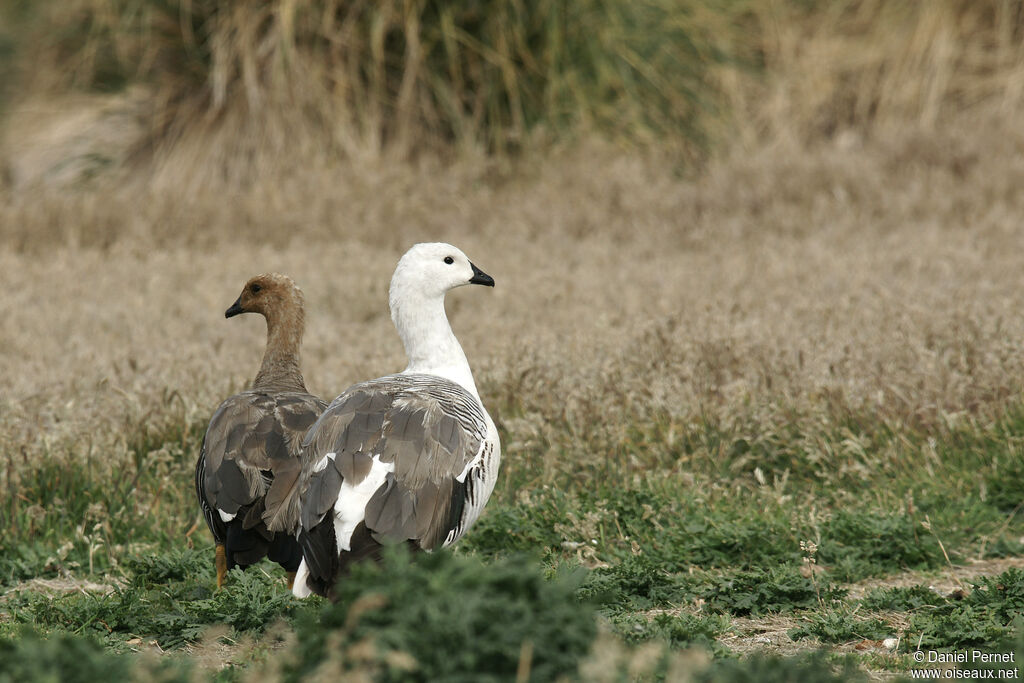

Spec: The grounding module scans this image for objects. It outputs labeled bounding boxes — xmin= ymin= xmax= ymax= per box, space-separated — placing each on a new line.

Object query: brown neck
xmin=252 ymin=301 xmax=308 ymax=393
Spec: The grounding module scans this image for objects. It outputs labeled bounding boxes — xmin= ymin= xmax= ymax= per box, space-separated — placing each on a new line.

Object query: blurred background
xmin=2 ymin=1 xmax=1021 ymax=202
xmin=3 ymin=2 xmax=1024 ymax=677
xmin=4 ymin=0 xmax=1024 ymax=458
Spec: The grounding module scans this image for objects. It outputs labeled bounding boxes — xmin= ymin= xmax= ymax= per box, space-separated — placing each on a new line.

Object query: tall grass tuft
xmin=724 ymin=0 xmax=1024 ymax=145
xmin=4 ymin=0 xmax=740 ymax=159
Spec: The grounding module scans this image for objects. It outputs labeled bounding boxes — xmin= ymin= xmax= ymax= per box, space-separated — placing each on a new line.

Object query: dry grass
xmin=2 ymin=0 xmax=1024 ymax=563
xmin=3 ymin=4 xmax=1024 ymax=678
xmin=3 ymin=105 xmax=1024 ymax=493
xmin=1 ymin=0 xmax=738 ymax=165
xmin=722 ymin=0 xmax=1024 ymax=146
xmin=843 ymin=556 xmax=1024 ymax=602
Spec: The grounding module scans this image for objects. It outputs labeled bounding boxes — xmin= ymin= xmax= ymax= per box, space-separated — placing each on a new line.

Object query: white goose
xmin=289 ymin=243 xmax=501 ymax=599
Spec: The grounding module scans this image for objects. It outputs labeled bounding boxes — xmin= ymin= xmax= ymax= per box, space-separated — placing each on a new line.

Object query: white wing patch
xmin=455 ymin=447 xmax=482 ymax=483
xmin=292 ymin=560 xmax=312 ymax=598
xmin=332 ymin=455 xmax=395 ymax=551
xmin=312 ymin=452 xmax=336 ymax=473
xmin=218 ymin=509 xmax=237 ymax=523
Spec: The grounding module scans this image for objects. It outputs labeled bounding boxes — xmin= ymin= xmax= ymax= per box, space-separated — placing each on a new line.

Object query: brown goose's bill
xmin=200 ymin=272 xmax=326 ymax=595
xmin=225 ymin=298 xmax=245 ymax=318
xmin=468 ymin=263 xmax=494 ymax=287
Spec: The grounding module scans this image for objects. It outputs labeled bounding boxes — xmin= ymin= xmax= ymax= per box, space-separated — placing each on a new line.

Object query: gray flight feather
xmin=301 ymin=464 xmax=343 ymax=531
xmin=336 ymin=450 xmax=374 ymax=485
xmin=196 ymin=390 xmax=327 ymax=537
xmin=294 ymin=373 xmax=487 ymax=567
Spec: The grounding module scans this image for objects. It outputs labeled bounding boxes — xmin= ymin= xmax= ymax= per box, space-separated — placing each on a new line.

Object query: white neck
xmin=390 ymin=288 xmax=480 ymax=398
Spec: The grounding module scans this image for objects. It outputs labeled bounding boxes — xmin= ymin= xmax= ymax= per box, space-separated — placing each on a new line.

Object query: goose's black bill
xmin=225 ymin=298 xmax=245 ymax=318
xmin=468 ymin=263 xmax=494 ymax=287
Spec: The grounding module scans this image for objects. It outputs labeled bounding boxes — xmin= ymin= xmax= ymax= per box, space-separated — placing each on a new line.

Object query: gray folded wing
xmin=198 ymin=390 xmax=327 ymax=534
xmin=298 ymin=374 xmax=488 ymax=553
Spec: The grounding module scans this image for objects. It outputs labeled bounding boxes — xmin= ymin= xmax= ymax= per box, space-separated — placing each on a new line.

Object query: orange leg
xmin=286 ymin=571 xmax=296 ymax=591
xmin=215 ymin=544 xmax=228 ymax=589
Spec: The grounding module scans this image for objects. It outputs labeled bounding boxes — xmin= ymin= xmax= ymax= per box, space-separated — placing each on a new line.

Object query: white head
xmin=389 ymin=242 xmax=494 ymax=305
xmin=388 ymin=243 xmax=494 ymax=393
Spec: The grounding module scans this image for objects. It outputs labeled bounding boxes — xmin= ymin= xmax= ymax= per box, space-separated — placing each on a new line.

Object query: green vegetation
xmin=0 ymin=416 xmax=205 ymax=586
xmin=3 ymin=401 xmax=1024 ymax=679
xmin=701 ymin=567 xmax=845 ymax=617
xmin=5 ymin=550 xmax=303 ymax=649
xmin=0 ymin=628 xmax=192 ymax=683
xmin=698 ymin=653 xmax=869 ymax=683
xmin=610 ymin=611 xmax=732 ymax=658
xmin=859 ymin=585 xmax=946 ymax=611
xmin=3 ymin=0 xmax=1024 ymax=680
xmin=284 ymin=549 xmax=596 ymax=682
xmin=904 ymin=569 xmax=1024 ymax=651
xmin=788 ymin=607 xmax=891 ymax=644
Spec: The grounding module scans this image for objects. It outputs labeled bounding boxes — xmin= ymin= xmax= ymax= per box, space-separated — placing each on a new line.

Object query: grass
xmin=2 ymin=548 xmax=309 ymax=648
xmin=4 ymin=234 xmax=1024 ymax=678
xmin=3 ymin=0 xmax=1024 ymax=680
xmin=0 ymin=628 xmax=194 ymax=683
xmin=5 ymin=0 xmax=1024 ymax=185
xmin=9 ymin=400 xmax=1024 ymax=678
xmin=4 ymin=243 xmax=1024 ymax=677
xmin=788 ymin=607 xmax=891 ymax=644
xmin=282 ymin=549 xmax=596 ymax=682
xmin=0 ymin=0 xmax=745 ymax=162
xmin=902 ymin=569 xmax=1024 ymax=651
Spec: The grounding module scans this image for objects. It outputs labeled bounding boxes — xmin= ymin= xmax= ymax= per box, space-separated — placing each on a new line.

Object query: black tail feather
xmin=267 ymin=532 xmax=303 ymax=572
xmin=225 ymin=520 xmax=271 ymax=569
xmin=298 ymin=521 xmax=418 ymax=601
xmin=297 ymin=517 xmax=339 ymax=598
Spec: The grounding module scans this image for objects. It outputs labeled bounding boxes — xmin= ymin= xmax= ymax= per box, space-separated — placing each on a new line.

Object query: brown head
xmin=225 ymin=273 xmax=308 ymax=391
xmin=225 ymin=273 xmax=304 ymax=321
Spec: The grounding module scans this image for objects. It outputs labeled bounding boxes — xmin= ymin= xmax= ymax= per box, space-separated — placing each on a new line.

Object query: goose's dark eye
xmin=250 ymin=284 xmax=262 ymax=294
xmin=444 ymin=256 xmax=454 ymax=265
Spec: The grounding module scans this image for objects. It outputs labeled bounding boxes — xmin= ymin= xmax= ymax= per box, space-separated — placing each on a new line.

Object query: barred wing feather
xmin=295 ymin=374 xmax=494 ymax=596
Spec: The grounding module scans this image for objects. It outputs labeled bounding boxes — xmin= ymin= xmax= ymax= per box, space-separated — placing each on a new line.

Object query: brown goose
xmin=287 ymin=243 xmax=501 ymax=600
xmin=194 ymin=273 xmax=327 ymax=589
